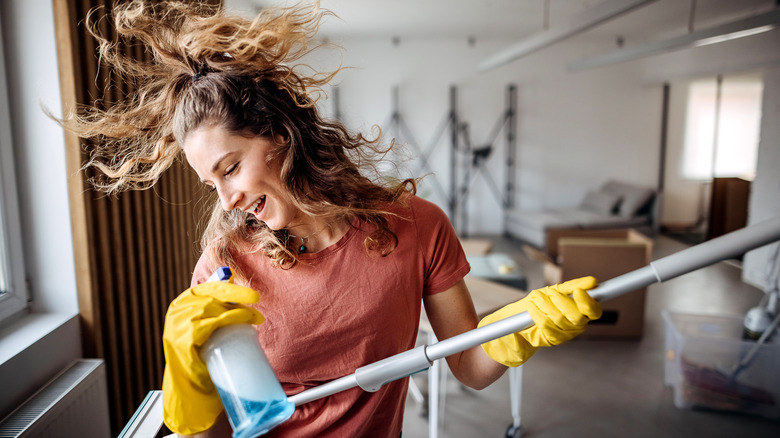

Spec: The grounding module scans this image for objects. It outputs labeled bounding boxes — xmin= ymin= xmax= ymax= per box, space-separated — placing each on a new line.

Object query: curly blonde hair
xmin=61 ymin=0 xmax=416 ymax=277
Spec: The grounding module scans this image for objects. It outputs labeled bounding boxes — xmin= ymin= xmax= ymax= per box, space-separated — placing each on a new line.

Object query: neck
xmin=288 ymin=217 xmax=348 ymax=254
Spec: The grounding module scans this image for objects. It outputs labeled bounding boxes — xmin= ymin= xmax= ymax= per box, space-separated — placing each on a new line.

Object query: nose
xmin=217 ymin=184 xmax=243 ymax=211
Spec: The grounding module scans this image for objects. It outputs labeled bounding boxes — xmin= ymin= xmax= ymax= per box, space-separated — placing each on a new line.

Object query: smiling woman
xmin=60 ymin=0 xmax=413 ymax=276
xmin=181 ymin=127 xmax=291 ymax=228
xmin=56 ymin=1 xmax=601 ymax=437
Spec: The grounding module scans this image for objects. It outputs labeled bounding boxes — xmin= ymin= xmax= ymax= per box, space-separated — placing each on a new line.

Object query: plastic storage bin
xmin=663 ymin=311 xmax=780 ymax=419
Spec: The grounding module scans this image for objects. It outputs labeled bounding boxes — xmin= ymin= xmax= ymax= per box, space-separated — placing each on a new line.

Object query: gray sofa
xmin=506 ymin=180 xmax=657 ymax=250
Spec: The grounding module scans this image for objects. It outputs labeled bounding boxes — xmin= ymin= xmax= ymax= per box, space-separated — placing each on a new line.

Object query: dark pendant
xmin=299 ymin=245 xmax=307 ymax=253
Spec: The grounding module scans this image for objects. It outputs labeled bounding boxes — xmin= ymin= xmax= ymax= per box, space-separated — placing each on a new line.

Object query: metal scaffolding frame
xmin=384 ymin=85 xmax=460 ymax=219
xmin=383 ymin=84 xmax=517 ymax=237
xmin=454 ymin=84 xmax=517 ymax=237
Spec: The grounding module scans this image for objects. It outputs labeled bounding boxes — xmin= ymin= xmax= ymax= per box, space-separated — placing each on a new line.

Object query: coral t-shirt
xmin=191 ymin=196 xmax=470 ymax=437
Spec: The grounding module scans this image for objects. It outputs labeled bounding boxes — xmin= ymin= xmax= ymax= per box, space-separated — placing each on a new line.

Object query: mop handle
xmin=289 ymin=215 xmax=780 ymax=406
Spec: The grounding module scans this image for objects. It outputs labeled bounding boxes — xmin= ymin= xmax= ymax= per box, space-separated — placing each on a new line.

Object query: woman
xmin=63 ymin=1 xmax=601 ymax=436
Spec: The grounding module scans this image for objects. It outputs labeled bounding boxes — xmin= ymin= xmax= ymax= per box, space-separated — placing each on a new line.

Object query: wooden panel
xmin=53 ymin=0 xmax=215 ymax=433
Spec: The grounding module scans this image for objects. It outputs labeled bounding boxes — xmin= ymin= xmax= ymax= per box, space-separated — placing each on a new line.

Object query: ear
xmin=273 ymin=132 xmax=290 ymax=146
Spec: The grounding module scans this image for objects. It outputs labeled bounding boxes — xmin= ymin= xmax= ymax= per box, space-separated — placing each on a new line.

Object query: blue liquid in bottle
xmin=217 ymin=386 xmax=295 ymax=438
xmin=202 ymin=270 xmax=294 ymax=437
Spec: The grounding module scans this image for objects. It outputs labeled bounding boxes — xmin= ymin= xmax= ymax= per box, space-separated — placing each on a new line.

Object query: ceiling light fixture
xmin=567 ymin=8 xmax=780 ymax=71
xmin=477 ymin=0 xmax=658 ymax=72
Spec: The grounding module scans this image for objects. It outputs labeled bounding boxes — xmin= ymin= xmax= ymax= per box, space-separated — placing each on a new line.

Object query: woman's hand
xmin=479 ymin=276 xmax=602 ymax=367
xmin=162 ymin=282 xmax=264 ymax=435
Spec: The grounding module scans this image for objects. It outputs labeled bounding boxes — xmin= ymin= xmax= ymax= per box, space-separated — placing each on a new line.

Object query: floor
xmin=401 ymin=234 xmax=779 ymax=438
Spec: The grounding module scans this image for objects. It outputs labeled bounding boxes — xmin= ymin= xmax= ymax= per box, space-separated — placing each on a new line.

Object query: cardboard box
xmin=544 ymin=228 xmax=652 ymax=261
xmin=529 ymin=228 xmax=653 ymax=339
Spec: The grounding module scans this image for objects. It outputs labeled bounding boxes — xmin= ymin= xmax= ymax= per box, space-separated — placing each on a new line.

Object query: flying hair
xmin=57 ymin=0 xmax=418 ymax=273
xmin=62 ymin=0 xmax=337 ymax=193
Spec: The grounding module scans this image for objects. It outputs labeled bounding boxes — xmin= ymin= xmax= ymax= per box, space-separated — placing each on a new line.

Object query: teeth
xmin=251 ymin=196 xmax=265 ymax=214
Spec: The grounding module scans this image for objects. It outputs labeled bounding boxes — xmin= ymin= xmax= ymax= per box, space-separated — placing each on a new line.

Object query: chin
xmin=261 ymin=217 xmax=286 ymax=231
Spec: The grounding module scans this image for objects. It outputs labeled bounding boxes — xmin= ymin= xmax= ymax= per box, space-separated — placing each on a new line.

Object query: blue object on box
xmin=467 ymin=253 xmax=527 ymax=291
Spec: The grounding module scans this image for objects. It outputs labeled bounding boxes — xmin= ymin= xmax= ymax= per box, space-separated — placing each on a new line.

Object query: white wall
xmin=319 ymin=36 xmax=662 ymax=235
xmin=312 ymin=24 xmax=780 ymax=286
xmin=228 ymin=3 xmax=780 ymax=246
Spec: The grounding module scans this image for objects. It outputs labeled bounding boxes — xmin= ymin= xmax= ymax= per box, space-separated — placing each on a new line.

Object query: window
xmin=0 ymin=14 xmax=27 ymax=324
xmin=681 ymin=74 xmax=763 ymax=181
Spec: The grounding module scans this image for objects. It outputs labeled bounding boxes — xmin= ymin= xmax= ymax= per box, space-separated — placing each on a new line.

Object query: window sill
xmin=0 ymin=311 xmax=78 ymax=364
xmin=0 ymin=311 xmax=81 ymax=418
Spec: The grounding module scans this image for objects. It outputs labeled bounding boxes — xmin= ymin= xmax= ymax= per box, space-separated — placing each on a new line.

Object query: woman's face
xmin=182 ymin=124 xmax=299 ymax=231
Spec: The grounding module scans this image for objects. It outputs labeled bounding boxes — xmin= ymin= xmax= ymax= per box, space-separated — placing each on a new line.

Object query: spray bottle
xmin=200 ymin=267 xmax=294 ymax=438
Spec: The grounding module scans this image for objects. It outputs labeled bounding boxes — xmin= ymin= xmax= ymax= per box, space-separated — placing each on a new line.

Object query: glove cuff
xmin=480 ymin=334 xmax=538 ymax=368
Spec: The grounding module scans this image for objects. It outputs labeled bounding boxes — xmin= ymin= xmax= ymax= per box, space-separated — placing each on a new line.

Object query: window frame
xmin=0 ymin=12 xmax=28 ymax=324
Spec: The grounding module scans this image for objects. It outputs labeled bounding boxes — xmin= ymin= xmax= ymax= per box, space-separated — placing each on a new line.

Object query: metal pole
xmin=289 ymin=216 xmax=780 ymax=405
xmin=460 ymin=123 xmax=471 ymax=237
xmin=505 ymin=84 xmax=517 ymax=237
xmin=449 ymin=85 xmax=458 ymax=223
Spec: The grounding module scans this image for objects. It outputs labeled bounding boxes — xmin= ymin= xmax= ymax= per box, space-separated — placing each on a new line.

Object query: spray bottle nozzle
xmin=207 ymin=266 xmax=234 ymax=283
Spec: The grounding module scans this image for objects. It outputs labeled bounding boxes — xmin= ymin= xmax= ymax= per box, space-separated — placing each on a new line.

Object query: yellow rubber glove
xmin=162 ymin=281 xmax=265 ymax=435
xmin=478 ymin=276 xmax=602 ymax=367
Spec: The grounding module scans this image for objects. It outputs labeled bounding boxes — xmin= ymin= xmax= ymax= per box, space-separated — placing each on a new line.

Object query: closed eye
xmin=225 ymin=163 xmax=238 ymax=176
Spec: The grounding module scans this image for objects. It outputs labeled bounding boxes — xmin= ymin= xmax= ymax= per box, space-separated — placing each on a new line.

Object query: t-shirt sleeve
xmin=410 ymin=197 xmax=470 ymax=295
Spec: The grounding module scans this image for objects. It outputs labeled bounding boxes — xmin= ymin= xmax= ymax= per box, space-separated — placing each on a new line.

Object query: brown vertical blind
xmin=53 ymin=0 xmax=216 ymax=433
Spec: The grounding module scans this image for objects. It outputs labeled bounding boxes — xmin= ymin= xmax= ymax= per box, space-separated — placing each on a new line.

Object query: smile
xmin=249 ymin=196 xmax=266 ymax=217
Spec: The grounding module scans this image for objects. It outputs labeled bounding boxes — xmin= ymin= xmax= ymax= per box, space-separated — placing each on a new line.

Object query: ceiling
xmin=225 ymin=0 xmax=777 ymax=43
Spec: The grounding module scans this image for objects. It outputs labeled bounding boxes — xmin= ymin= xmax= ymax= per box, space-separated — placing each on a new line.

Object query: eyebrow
xmin=198 ymin=152 xmax=232 ymax=184
xmin=210 ymin=152 xmax=231 ymax=175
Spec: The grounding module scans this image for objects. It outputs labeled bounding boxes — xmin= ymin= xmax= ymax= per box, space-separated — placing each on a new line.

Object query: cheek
xmin=264 ymin=159 xmax=288 ymax=189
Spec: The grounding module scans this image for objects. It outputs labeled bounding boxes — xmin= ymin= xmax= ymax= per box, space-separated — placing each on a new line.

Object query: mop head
xmin=680 ymin=357 xmax=775 ymax=414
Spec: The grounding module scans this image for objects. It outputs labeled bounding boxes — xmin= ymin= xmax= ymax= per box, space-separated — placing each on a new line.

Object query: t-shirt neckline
xmin=296 ymin=217 xmax=362 ymax=260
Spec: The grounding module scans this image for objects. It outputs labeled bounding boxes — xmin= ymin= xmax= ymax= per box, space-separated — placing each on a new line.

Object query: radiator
xmin=0 ymin=359 xmax=111 ymax=438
